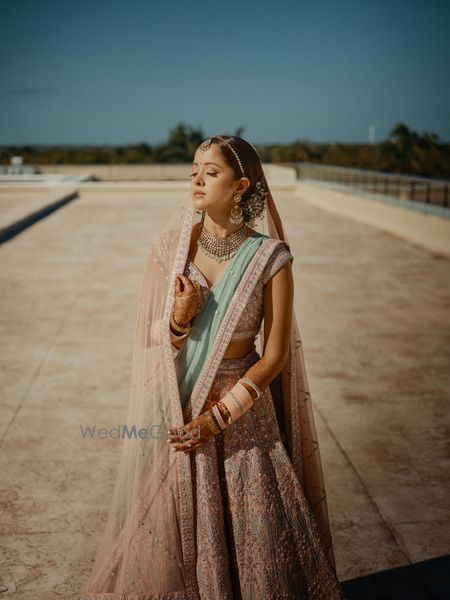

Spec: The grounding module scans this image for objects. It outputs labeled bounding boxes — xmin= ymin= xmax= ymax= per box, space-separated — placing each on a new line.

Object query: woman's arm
xmin=170 ymin=261 xmax=295 ymax=452
xmin=170 ymin=322 xmax=189 ymax=350
xmin=239 ymin=259 xmax=294 ymax=400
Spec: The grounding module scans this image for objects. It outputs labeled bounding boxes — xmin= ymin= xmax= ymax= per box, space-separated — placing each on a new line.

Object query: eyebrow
xmin=192 ymin=162 xmax=222 ymax=168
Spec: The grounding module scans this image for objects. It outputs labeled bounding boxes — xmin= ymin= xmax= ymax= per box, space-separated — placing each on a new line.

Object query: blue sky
xmin=0 ymin=0 xmax=449 ymax=145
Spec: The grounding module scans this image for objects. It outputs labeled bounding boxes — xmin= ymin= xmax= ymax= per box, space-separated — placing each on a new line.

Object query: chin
xmin=192 ymin=197 xmax=207 ymax=208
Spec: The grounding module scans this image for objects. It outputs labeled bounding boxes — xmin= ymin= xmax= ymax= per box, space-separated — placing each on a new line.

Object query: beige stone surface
xmin=0 ymin=181 xmax=449 ymax=597
xmin=0 ymin=187 xmax=78 ymax=232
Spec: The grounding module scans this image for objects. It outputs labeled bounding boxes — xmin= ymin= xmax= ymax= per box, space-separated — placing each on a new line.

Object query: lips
xmin=194 ymin=192 xmax=205 ymax=196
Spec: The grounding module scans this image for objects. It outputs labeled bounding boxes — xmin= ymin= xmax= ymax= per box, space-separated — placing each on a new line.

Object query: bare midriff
xmin=222 ymin=336 xmax=256 ymax=360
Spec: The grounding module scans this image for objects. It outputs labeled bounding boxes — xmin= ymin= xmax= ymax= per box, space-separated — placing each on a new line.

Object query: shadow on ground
xmin=342 ymin=555 xmax=450 ymax=599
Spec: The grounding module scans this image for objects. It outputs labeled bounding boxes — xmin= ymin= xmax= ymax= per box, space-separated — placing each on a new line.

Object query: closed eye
xmin=189 ymin=173 xmax=218 ymax=178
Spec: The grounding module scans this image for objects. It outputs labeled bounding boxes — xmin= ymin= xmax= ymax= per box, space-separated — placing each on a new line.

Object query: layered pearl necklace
xmin=197 ymin=223 xmax=248 ymax=263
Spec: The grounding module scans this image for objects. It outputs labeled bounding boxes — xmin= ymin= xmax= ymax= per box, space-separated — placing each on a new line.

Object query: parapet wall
xmin=297 ymin=180 xmax=450 ymax=258
xmin=37 ymin=163 xmax=297 ymax=183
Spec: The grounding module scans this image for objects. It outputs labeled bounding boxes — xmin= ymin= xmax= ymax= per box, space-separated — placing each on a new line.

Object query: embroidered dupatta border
xmin=161 ymin=205 xmax=199 ymax=599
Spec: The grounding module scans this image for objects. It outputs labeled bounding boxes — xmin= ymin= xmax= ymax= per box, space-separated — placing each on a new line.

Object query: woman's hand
xmin=172 ymin=274 xmax=203 ymax=327
xmin=167 ymin=412 xmax=217 ymax=454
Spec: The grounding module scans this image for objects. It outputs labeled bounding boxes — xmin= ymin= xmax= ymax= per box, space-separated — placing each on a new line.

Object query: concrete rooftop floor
xmin=0 ymin=182 xmax=449 ymax=599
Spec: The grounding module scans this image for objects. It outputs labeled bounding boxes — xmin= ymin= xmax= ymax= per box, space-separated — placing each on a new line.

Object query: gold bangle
xmin=204 ymin=410 xmax=221 ymax=435
xmin=170 ymin=311 xmax=190 ymax=334
xmin=211 ymin=404 xmax=226 ymax=430
xmin=209 ymin=410 xmax=222 ymax=434
xmin=217 ymin=401 xmax=232 ymax=425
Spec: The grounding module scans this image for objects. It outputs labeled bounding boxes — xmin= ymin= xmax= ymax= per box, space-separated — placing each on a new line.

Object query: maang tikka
xmin=199 ymin=138 xmax=212 ymax=153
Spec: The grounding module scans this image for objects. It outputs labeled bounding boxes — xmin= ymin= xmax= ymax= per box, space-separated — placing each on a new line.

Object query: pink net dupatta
xmin=80 ymin=198 xmax=197 ymax=598
xmin=262 ymin=184 xmax=337 ymax=571
xmin=80 ymin=182 xmax=338 ymax=599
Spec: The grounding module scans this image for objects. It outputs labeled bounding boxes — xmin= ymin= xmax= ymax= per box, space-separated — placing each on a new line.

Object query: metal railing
xmin=282 ymin=162 xmax=449 ymax=209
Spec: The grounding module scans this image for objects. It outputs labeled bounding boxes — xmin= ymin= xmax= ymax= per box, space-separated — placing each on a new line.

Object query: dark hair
xmin=208 ymin=135 xmax=266 ymax=226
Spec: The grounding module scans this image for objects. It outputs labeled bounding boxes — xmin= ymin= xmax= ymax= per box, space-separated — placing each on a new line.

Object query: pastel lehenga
xmin=80 ymin=191 xmax=346 ymax=599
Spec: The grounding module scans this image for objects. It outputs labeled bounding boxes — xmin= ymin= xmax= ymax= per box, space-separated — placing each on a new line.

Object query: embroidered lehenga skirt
xmin=191 ymin=348 xmax=342 ymax=600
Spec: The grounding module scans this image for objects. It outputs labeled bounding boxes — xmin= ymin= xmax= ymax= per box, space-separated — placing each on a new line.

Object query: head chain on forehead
xmin=199 ymin=136 xmax=245 ymax=177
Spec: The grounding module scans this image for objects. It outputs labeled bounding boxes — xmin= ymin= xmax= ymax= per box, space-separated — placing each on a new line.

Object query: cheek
xmin=207 ymin=179 xmax=222 ymax=194
xmin=212 ymin=177 xmax=232 ymax=192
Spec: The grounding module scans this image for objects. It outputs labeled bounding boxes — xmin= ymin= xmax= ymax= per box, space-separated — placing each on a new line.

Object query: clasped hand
xmin=173 ymin=274 xmax=203 ymax=326
xmin=167 ymin=411 xmax=218 ymax=454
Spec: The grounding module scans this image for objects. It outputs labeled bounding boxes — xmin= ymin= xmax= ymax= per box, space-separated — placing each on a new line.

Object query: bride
xmin=80 ymin=135 xmax=346 ymax=599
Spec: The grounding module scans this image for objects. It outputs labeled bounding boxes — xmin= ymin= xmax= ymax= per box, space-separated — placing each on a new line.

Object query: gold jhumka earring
xmin=229 ymin=193 xmax=244 ymax=224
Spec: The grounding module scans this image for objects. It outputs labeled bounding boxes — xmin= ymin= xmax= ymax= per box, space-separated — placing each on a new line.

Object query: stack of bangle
xmin=212 ymin=402 xmax=229 ymax=430
xmin=239 ymin=377 xmax=262 ymax=400
xmin=218 ymin=401 xmax=233 ymax=421
xmin=222 ymin=382 xmax=253 ymax=421
xmin=212 ymin=377 xmax=262 ymax=430
xmin=219 ymin=378 xmax=263 ymax=425
xmin=203 ymin=377 xmax=262 ymax=436
xmin=201 ymin=402 xmax=231 ymax=435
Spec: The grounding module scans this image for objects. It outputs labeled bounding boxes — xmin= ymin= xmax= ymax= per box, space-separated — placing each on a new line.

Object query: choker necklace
xmin=197 ymin=223 xmax=248 ymax=263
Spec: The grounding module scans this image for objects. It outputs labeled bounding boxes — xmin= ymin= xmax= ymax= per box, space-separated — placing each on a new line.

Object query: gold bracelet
xmin=217 ymin=401 xmax=232 ymax=425
xmin=204 ymin=410 xmax=221 ymax=435
xmin=212 ymin=403 xmax=227 ymax=431
xmin=170 ymin=311 xmax=191 ymax=334
xmin=209 ymin=409 xmax=222 ymax=434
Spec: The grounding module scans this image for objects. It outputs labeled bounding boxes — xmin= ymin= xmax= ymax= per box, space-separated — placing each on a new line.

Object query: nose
xmin=192 ymin=172 xmax=204 ymax=184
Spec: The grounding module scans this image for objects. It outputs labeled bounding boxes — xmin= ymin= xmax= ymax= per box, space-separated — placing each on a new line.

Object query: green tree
xmin=156 ymin=122 xmax=204 ymax=162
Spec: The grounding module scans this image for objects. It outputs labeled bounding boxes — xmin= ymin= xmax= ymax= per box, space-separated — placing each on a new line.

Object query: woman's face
xmin=190 ymin=144 xmax=249 ymax=217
